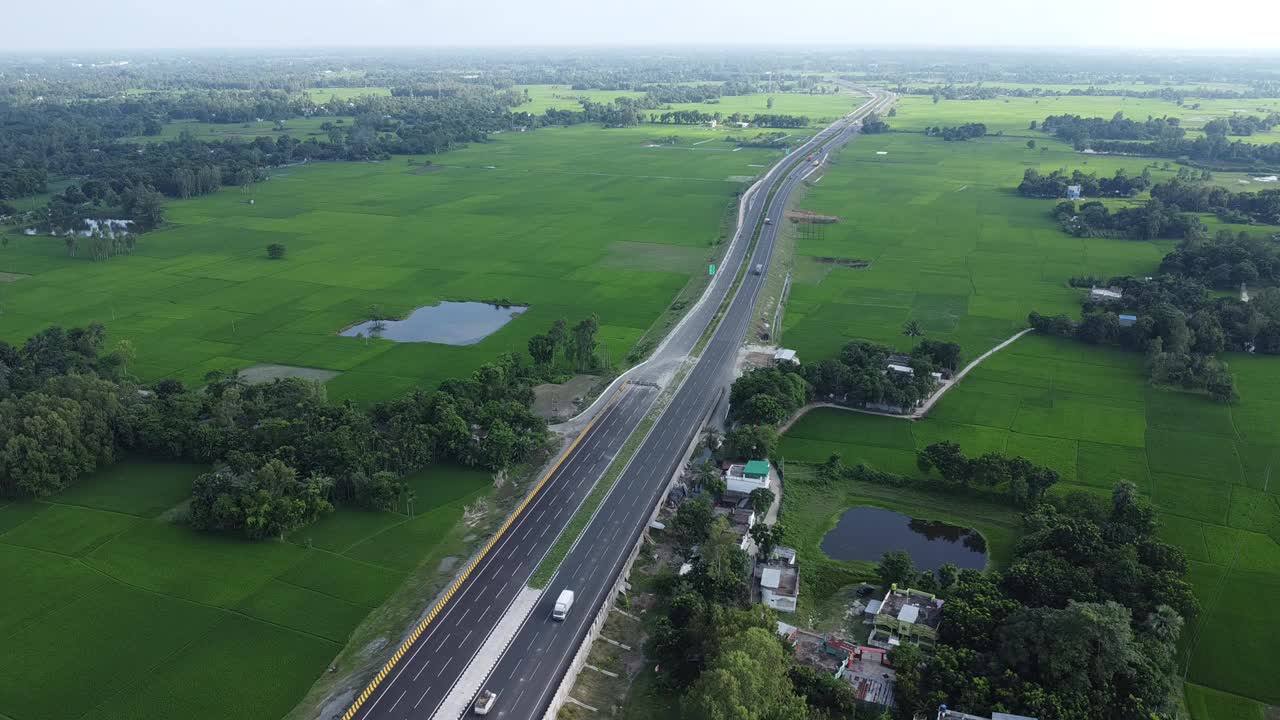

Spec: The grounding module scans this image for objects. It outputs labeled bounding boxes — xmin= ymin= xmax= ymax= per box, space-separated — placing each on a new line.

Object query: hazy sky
xmin=7 ymin=0 xmax=1280 ymax=52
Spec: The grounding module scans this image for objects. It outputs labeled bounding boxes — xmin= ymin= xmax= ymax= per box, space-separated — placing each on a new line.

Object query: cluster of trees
xmin=1029 ymin=273 xmax=1245 ymax=402
xmin=1016 ymin=167 xmax=1151 ymax=198
xmin=923 ymin=123 xmax=987 ymax=141
xmin=916 ymin=441 xmax=1060 ymax=507
xmin=1160 ymin=229 xmax=1280 ymax=287
xmin=1040 ymin=112 xmax=1186 ymax=145
xmin=0 ymin=324 xmax=552 ymax=542
xmin=1150 ymin=178 xmax=1280 ymax=225
xmin=893 ymin=483 xmax=1195 ymax=720
xmin=525 ymin=315 xmax=602 ymax=374
xmin=1052 ymin=198 xmax=1204 ymax=240
xmin=1203 ymin=112 xmax=1280 ymax=137
xmin=861 ymin=112 xmax=890 ymax=134
xmin=817 ymin=440 xmax=1058 ymax=509
xmin=801 ymin=338 xmax=952 ymax=411
xmin=189 ymin=459 xmax=335 ymax=540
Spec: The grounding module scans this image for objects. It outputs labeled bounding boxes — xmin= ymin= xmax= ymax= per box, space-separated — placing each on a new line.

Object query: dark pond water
xmin=820 ymin=506 xmax=988 ymax=571
xmin=340 ymin=302 xmax=526 ymax=346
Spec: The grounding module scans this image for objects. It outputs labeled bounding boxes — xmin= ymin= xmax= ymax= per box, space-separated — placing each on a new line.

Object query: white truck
xmin=473 ymin=689 xmax=497 ymax=715
xmin=552 ymin=589 xmax=575 ymax=621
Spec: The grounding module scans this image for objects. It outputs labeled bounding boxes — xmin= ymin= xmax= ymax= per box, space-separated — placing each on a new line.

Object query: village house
xmin=756 ymin=562 xmax=799 ymax=613
xmin=724 ymin=459 xmax=772 ymax=498
xmin=712 ymin=505 xmax=756 ymax=550
xmin=868 ymin=585 xmax=944 ymax=652
xmin=1089 ymin=286 xmax=1123 ymax=302
xmin=774 ymin=347 xmax=799 ymax=366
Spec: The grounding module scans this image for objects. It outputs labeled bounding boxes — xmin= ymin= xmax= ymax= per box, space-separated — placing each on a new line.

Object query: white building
xmin=774 ymin=348 xmax=799 ymax=365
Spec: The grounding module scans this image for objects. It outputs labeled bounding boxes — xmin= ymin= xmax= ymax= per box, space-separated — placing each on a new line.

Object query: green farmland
xmin=1 ymin=125 xmax=783 ymax=404
xmin=776 ymin=92 xmax=1280 ymax=718
xmin=0 ymin=459 xmax=492 ymax=720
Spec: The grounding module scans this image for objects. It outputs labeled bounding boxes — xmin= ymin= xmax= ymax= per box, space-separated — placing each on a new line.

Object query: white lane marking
xmin=412 ymin=687 xmax=431 ymax=709
xmin=436 ymin=661 xmax=450 ymax=678
xmin=461 ymin=629 xmax=473 ymax=645
xmin=412 ymin=660 xmax=432 ymax=682
xmin=388 ymin=690 xmax=406 ymax=712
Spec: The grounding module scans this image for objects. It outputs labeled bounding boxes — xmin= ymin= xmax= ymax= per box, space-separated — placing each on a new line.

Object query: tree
xmin=267 ymin=243 xmax=286 ymax=260
xmin=1027 ymin=139 xmax=1037 ymax=150
xmin=721 ymin=424 xmax=778 ymax=461
xmin=671 ymin=498 xmax=714 ymax=557
xmin=749 ymin=521 xmax=784 ymax=559
xmin=682 ymin=627 xmax=807 ymax=720
xmin=789 ymin=665 xmax=856 ymax=718
xmin=902 ymin=319 xmax=924 ymax=337
xmin=527 ymin=333 xmax=555 ymax=366
xmin=916 ymin=441 xmax=971 ymax=485
xmin=876 ymin=549 xmax=915 ymax=588
xmin=567 ymin=314 xmax=600 ymax=371
xmin=748 ymin=487 xmax=775 ymax=515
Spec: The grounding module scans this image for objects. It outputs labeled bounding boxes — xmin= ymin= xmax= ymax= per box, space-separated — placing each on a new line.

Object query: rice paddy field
xmin=0 ymin=459 xmax=492 ymax=720
xmin=776 ymin=92 xmax=1280 ymax=718
xmin=1 ymin=124 xmax=786 ymax=404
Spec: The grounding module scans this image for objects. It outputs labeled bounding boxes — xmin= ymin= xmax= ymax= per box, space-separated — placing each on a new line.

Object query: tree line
xmin=0 ymin=320 xmax=609 ymax=540
xmin=1039 ymin=112 xmax=1280 ymax=168
xmin=923 ymin=123 xmax=987 ymax=141
xmin=1017 ymin=167 xmax=1151 ymax=199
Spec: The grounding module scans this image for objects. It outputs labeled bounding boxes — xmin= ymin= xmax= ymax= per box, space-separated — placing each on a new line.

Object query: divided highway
xmin=348 ymin=89 xmax=895 ymax=720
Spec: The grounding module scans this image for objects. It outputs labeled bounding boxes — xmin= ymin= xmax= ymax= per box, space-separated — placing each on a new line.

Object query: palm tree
xmin=902 ymin=320 xmax=924 ymax=337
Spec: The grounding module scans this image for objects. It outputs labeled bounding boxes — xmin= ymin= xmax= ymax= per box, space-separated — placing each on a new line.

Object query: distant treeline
xmin=900 ymin=83 xmax=1280 ymax=102
xmin=1036 ymin=112 xmax=1280 ymax=167
xmin=923 ymin=123 xmax=987 ymax=141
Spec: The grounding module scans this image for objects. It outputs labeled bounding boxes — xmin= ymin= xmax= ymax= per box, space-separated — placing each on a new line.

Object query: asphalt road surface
xmin=351 ymin=89 xmax=895 ymax=720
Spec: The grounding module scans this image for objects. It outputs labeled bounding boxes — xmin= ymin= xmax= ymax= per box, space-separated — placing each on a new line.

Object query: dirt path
xmin=777 ymin=328 xmax=1033 ymax=432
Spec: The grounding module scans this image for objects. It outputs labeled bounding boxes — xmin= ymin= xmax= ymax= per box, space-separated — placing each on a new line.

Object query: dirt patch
xmin=532 ymin=374 xmax=602 ymax=422
xmin=436 ymin=556 xmax=458 ymax=574
xmin=0 ymin=271 xmax=32 ymax=283
xmin=407 ymin=163 xmax=445 ymax=175
xmin=813 ymin=256 xmax=870 ymax=268
xmin=785 ymin=209 xmax=841 ymax=224
xmin=240 ymin=364 xmax=341 ymax=384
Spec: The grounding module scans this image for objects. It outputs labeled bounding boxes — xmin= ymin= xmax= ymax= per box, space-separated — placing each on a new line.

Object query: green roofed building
xmin=744 ymin=460 xmax=770 ymax=479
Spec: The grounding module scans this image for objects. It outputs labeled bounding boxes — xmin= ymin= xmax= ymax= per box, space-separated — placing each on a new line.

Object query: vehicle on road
xmin=753 ymin=263 xmax=763 ymax=275
xmin=473 ymin=689 xmax=498 ymax=715
xmin=552 ymin=589 xmax=575 ymax=621
xmin=764 ymin=217 xmax=773 ymax=224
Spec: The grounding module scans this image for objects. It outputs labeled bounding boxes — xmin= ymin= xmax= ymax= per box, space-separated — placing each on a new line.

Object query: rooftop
xmin=878 ymin=587 xmax=943 ymax=630
xmin=743 ymin=459 xmax=770 ymax=477
xmin=755 ymin=561 xmax=799 ymax=598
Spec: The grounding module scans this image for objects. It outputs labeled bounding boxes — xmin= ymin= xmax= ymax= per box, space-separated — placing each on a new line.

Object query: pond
xmin=820 ymin=506 xmax=987 ymax=571
xmin=339 ymin=301 xmax=526 ymax=345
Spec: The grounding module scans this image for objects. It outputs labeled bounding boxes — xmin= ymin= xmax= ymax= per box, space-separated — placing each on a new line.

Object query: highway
xmin=348 ymin=88 xmax=895 ymax=720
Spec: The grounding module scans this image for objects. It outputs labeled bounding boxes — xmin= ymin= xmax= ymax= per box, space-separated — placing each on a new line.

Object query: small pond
xmin=339 ymin=301 xmax=526 ymax=346
xmin=820 ymin=506 xmax=987 ymax=571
